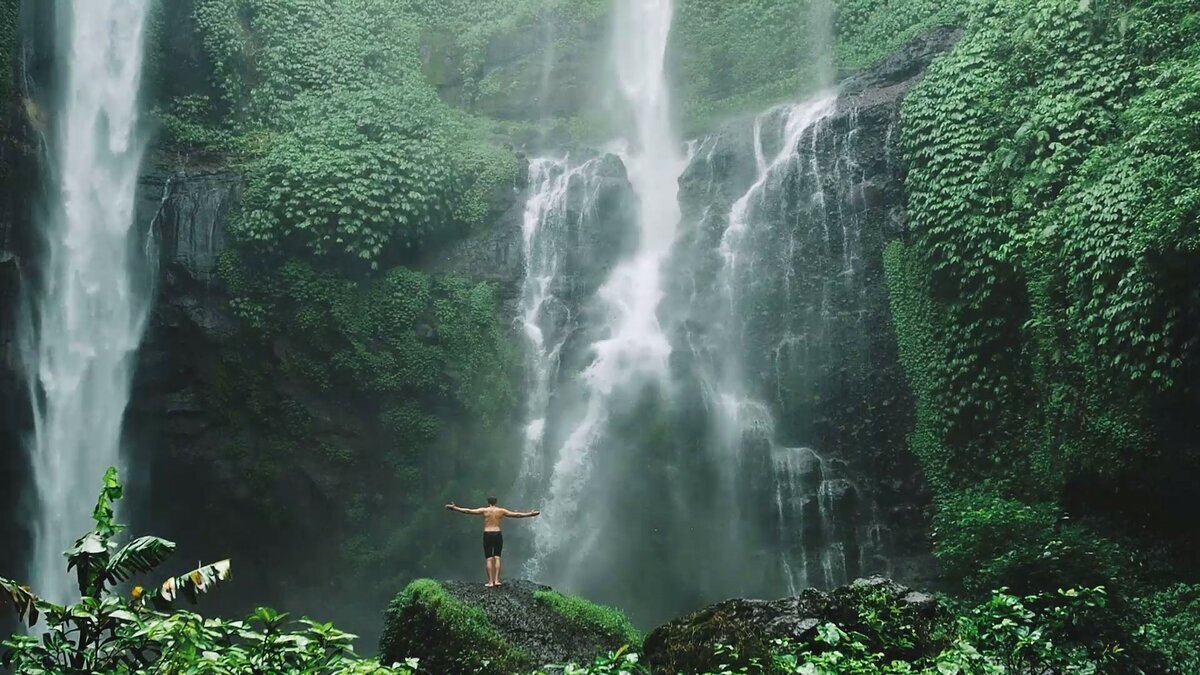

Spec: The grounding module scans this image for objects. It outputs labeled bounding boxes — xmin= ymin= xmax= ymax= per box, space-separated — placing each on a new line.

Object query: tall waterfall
xmin=517 ymin=157 xmax=610 ymax=492
xmin=21 ymin=0 xmax=152 ymax=603
xmin=526 ymin=0 xmax=686 ymax=579
xmin=512 ymin=0 xmax=905 ymax=622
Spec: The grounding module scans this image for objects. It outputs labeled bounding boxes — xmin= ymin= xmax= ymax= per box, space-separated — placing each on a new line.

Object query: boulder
xmin=642 ymin=576 xmax=952 ymax=675
xmin=379 ymin=579 xmax=641 ymax=674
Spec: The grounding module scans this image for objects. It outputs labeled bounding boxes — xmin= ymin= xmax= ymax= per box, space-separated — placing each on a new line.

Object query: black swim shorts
xmin=483 ymin=531 xmax=503 ymax=558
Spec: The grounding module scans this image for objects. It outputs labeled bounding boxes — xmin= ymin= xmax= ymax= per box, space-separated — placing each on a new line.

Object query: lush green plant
xmin=953 ymin=586 xmax=1123 ymax=674
xmin=833 ymin=0 xmax=963 ymax=69
xmin=193 ymin=0 xmax=423 ymax=127
xmin=233 ymin=86 xmax=456 ymax=265
xmin=672 ymin=0 xmax=962 ymax=133
xmin=932 ymin=490 xmax=1133 ymax=595
xmin=889 ymin=0 xmax=1200 ymax=604
xmin=204 ymin=256 xmax=516 ymax=600
xmin=1134 ymin=583 xmax=1200 ymax=673
xmin=1 ymin=469 xmax=405 ymax=674
xmin=532 ymin=647 xmax=646 ymax=675
xmin=885 ymin=3 xmax=1200 ymax=669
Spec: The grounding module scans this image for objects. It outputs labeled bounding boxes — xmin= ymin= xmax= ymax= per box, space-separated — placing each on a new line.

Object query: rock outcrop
xmin=380 ymin=579 xmax=641 ymax=674
xmin=642 ymin=576 xmax=950 ymax=675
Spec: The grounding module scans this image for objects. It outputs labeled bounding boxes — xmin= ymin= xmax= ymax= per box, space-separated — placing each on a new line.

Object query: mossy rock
xmin=379 ymin=579 xmax=641 ymax=674
xmin=642 ymin=576 xmax=952 ymax=675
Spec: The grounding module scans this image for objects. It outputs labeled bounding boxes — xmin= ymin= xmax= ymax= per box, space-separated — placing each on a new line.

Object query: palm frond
xmin=147 ymin=559 xmax=232 ymax=610
xmin=106 ymin=536 xmax=177 ymax=585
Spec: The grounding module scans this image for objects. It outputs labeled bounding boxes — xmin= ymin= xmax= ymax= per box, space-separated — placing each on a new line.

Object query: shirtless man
xmin=445 ymin=497 xmax=540 ymax=587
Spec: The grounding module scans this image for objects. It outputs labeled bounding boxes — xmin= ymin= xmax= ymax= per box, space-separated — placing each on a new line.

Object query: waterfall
xmin=20 ymin=0 xmax=152 ymax=603
xmin=711 ymin=98 xmax=844 ymax=593
xmin=527 ymin=0 xmax=686 ymax=579
xmin=516 ymin=157 xmax=608 ymax=493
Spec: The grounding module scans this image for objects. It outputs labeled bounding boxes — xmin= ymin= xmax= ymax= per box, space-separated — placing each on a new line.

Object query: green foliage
xmin=208 ymin=254 xmax=516 ymax=600
xmin=932 ymin=490 xmax=1133 ymax=596
xmin=1134 ymin=584 xmax=1200 ymax=673
xmin=954 ymin=586 xmax=1123 ymax=674
xmin=178 ymin=0 xmax=518 ymax=265
xmin=833 ymin=0 xmax=963 ymax=69
xmin=379 ymin=579 xmax=529 ymax=675
xmin=533 ymin=590 xmax=642 ymax=650
xmin=897 ymin=0 xmax=1200 ymax=492
xmin=673 ymin=0 xmax=818 ymax=133
xmin=672 ymin=0 xmax=962 ymax=133
xmin=234 ymin=86 xmax=457 ymax=264
xmin=193 ymin=0 xmax=422 ymax=126
xmin=887 ymin=2 xmax=1200 ymax=669
xmin=531 ymin=648 xmax=645 ymax=675
xmin=2 ymin=470 xmax=404 ymax=674
xmin=407 ymin=0 xmax=608 ymax=119
xmin=560 ymin=587 xmax=1123 ymax=674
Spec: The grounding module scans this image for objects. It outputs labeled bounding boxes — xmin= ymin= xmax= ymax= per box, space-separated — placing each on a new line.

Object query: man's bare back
xmin=445 ymin=497 xmax=540 ymax=587
xmin=445 ymin=503 xmax=540 ymax=529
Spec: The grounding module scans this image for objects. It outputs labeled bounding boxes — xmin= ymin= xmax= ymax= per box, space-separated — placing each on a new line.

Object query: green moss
xmin=532 ymin=589 xmax=642 ymax=650
xmin=379 ymin=579 xmax=530 ymax=674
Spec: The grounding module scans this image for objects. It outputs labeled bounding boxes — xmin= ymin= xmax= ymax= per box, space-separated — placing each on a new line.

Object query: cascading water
xmin=516 ymin=157 xmax=609 ymax=492
xmin=526 ymin=0 xmax=687 ymax=580
xmin=21 ymin=0 xmax=153 ymax=603
xmin=511 ymin=0 xmax=911 ymax=622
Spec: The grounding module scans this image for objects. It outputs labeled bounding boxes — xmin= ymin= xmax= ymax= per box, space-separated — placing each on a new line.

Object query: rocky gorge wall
xmin=663 ymin=26 xmax=962 ymax=594
xmin=0 ymin=14 xmax=959 ymax=641
xmin=421 ymin=28 xmax=958 ymax=623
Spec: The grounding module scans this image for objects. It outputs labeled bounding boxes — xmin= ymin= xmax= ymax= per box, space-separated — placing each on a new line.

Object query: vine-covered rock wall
xmin=885 ymin=0 xmax=1200 ymax=652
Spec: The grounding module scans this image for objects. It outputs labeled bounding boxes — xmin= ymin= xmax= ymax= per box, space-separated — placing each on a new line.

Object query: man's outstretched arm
xmin=445 ymin=502 xmax=485 ymax=515
xmin=502 ymin=508 xmax=541 ymax=518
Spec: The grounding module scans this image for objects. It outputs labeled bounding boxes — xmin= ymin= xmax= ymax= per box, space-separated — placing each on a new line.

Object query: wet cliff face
xmin=425 ymin=29 xmax=956 ymax=625
xmin=664 ymin=27 xmax=962 ymax=593
xmin=0 ymin=24 xmax=958 ymax=637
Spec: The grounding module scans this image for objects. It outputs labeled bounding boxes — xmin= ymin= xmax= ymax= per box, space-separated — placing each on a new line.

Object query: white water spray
xmin=528 ymin=0 xmax=687 ymax=573
xmin=516 ymin=157 xmax=607 ymax=489
xmin=22 ymin=0 xmax=152 ymax=603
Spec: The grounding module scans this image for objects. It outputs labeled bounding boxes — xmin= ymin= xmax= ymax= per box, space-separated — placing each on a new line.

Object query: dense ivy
xmin=174 ymin=0 xmax=519 ymax=267
xmin=234 ymin=87 xmax=457 ymax=264
xmin=897 ymin=0 xmax=1200 ymax=498
xmin=888 ymin=1 xmax=1200 ymax=670
xmin=833 ymin=0 xmax=961 ymax=69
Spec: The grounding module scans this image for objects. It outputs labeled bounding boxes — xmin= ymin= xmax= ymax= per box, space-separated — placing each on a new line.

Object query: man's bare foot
xmin=494 ymin=581 xmax=503 ymax=587
xmin=485 ymin=582 xmax=495 ymax=588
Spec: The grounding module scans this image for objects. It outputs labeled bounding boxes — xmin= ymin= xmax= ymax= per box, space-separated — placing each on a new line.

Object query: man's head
xmin=487 ymin=496 xmax=498 ymax=506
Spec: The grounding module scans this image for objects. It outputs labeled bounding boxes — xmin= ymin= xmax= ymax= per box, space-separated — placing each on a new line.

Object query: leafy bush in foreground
xmin=0 ymin=469 xmax=409 ymax=674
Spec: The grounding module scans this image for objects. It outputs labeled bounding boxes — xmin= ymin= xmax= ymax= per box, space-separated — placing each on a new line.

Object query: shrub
xmin=0 ymin=469 xmax=407 ymax=674
xmin=933 ymin=489 xmax=1130 ymax=595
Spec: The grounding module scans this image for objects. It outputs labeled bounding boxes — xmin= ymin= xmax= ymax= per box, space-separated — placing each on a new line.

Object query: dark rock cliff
xmin=664 ymin=26 xmax=962 ymax=592
xmin=0 ymin=0 xmax=52 ymax=592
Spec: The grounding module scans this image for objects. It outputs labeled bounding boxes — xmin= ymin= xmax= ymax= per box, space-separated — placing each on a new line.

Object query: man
xmin=445 ymin=497 xmax=541 ymax=588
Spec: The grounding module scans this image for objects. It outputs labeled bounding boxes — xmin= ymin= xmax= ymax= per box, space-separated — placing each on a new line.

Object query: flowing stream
xmin=21 ymin=0 xmax=152 ymax=603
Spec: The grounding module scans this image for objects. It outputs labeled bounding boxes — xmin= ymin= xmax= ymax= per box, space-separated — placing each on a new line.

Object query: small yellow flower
xmin=131 ymin=585 xmax=144 ymax=599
